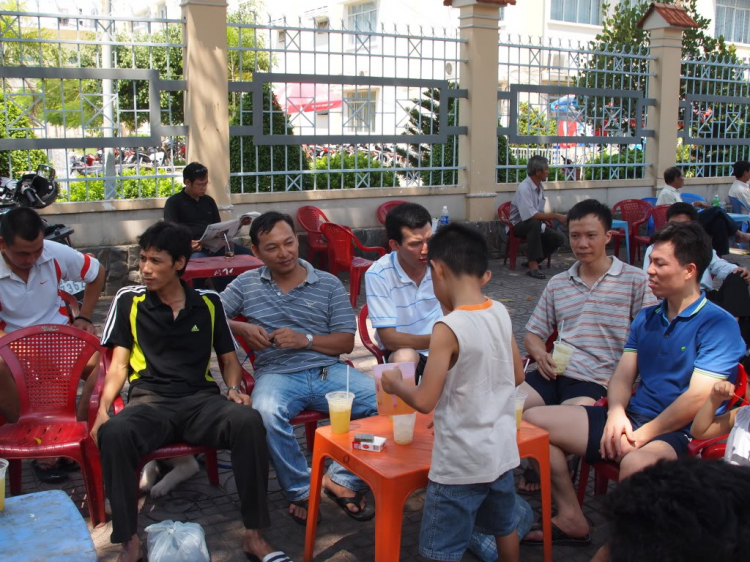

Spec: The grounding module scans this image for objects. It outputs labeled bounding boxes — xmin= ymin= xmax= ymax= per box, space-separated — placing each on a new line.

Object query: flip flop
xmin=324 ymin=488 xmax=375 ymax=522
xmin=521 ymin=521 xmax=591 ymax=547
xmin=245 ymin=552 xmax=293 ymax=562
xmin=568 ymin=455 xmax=580 ymax=484
xmin=526 ymin=269 xmax=546 ymax=279
xmin=517 ymin=466 xmax=541 ymax=495
xmin=31 ymin=459 xmax=69 ymax=483
xmin=288 ymin=499 xmax=322 ymax=526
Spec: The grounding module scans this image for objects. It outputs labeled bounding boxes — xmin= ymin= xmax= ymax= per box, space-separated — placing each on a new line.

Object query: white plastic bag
xmin=145 ymin=520 xmax=210 ymax=562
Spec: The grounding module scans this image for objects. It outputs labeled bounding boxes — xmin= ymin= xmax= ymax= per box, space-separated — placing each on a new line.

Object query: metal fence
xmin=227 ymin=14 xmax=465 ymax=193
xmin=678 ymin=54 xmax=750 ymax=178
xmin=497 ymin=35 xmax=654 ymax=183
xmin=0 ymin=10 xmax=186 ymax=201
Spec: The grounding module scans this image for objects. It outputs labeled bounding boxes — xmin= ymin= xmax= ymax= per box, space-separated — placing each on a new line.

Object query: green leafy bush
xmin=64 ymin=168 xmax=180 ymax=201
xmin=311 ymin=152 xmax=396 ymax=189
xmin=583 ymin=148 xmax=644 ymax=180
xmin=0 ymin=92 xmax=48 ymax=178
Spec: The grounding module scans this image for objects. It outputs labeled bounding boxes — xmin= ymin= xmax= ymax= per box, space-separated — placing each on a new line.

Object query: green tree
xmin=0 ymin=91 xmax=47 ymax=178
xmin=229 ymin=84 xmax=311 ymax=193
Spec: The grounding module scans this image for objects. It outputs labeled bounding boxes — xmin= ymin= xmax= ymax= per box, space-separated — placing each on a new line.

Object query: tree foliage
xmin=0 ymin=91 xmax=47 ymax=178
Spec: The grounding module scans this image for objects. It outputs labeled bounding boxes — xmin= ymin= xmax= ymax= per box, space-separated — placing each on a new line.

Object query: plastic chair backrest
xmin=651 ymin=205 xmax=670 ymax=231
xmin=297 ymin=206 xmax=329 ymax=246
xmin=641 ymin=197 xmax=657 ymax=207
xmin=680 ymin=192 xmax=706 ymax=204
xmin=612 ymin=199 xmax=651 ymax=224
xmin=376 ymin=200 xmax=409 ymax=225
xmin=358 ymin=304 xmax=384 ymax=363
xmin=729 ymin=196 xmax=750 ymax=214
xmin=731 ymin=363 xmax=748 ymax=409
xmin=0 ymin=324 xmax=103 ymax=421
xmin=320 ymin=223 xmax=355 ymax=266
xmin=497 ymin=202 xmax=512 ymax=226
xmin=59 ymin=290 xmax=80 ymax=321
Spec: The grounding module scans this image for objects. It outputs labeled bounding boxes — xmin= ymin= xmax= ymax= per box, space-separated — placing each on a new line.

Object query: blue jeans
xmin=468 ymin=495 xmax=534 ymax=562
xmin=251 ymin=362 xmax=378 ymax=502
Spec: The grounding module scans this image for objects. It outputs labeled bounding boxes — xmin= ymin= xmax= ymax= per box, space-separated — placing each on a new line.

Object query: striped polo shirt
xmin=525 ymin=257 xmax=657 ymax=387
xmin=220 ymin=259 xmax=356 ymax=376
xmin=365 ymin=252 xmax=442 ymax=353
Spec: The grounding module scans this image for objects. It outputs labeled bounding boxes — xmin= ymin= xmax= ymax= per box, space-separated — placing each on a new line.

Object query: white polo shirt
xmin=365 ymin=251 xmax=442 ymax=354
xmin=0 ymin=240 xmax=100 ymax=333
xmin=656 ymin=184 xmax=682 ymax=206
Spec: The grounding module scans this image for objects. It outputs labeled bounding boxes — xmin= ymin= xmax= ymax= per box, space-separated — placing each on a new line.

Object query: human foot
xmin=518 ymin=466 xmax=541 ymax=493
xmin=242 ymin=529 xmax=274 ymax=560
xmin=322 ymin=474 xmax=374 ymax=521
xmin=322 ymin=474 xmax=365 ymax=514
xmin=522 ymin=515 xmax=590 ymax=544
xmin=116 ymin=535 xmax=142 ymax=562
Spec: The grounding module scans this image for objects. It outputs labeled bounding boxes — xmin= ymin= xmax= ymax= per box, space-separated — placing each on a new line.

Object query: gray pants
xmin=513 ymin=219 xmax=564 ymax=263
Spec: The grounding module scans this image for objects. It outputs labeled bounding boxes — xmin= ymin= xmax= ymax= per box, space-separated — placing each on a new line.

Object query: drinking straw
xmin=346 ymin=364 xmax=350 ymax=396
xmin=223 ymin=232 xmax=230 ymax=246
xmin=557 ymin=320 xmax=565 ymax=342
xmin=523 ymin=358 xmax=530 ymax=373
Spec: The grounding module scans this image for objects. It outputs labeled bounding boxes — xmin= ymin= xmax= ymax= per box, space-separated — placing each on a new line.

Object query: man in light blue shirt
xmin=221 ymin=212 xmax=377 ymax=526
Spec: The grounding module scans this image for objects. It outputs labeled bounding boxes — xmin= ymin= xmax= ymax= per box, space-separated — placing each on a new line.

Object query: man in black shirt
xmin=91 ymin=222 xmax=288 ymax=562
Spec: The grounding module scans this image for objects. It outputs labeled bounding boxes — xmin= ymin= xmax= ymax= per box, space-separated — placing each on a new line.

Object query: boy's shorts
xmin=420 ymin=470 xmax=518 ymax=561
xmin=583 ymin=406 xmax=691 ymax=464
xmin=525 ymin=369 xmax=607 ymax=405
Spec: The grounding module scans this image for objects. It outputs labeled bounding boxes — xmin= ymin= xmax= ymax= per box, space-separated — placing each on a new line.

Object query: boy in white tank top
xmin=381 ymin=224 xmax=526 ymax=562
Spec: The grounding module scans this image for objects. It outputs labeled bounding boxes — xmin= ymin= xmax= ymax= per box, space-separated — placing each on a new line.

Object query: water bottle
xmin=712 ymin=195 xmax=720 ymax=207
xmin=439 ymin=205 xmax=449 ymax=225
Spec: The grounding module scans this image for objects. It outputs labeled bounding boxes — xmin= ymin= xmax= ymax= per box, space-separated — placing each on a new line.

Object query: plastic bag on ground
xmin=145 ymin=520 xmax=210 ymax=562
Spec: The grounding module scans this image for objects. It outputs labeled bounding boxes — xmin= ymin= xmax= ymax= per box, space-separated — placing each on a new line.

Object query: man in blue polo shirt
xmin=221 ymin=212 xmax=378 ymax=526
xmin=522 ymin=221 xmax=745 ymax=557
xmin=365 ymin=202 xmax=442 ymax=382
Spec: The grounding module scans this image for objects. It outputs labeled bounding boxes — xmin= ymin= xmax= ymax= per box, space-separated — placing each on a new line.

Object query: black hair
xmin=650 ymin=221 xmax=712 ymax=279
xmin=385 ymin=202 xmax=432 ymax=244
xmin=183 ymin=162 xmax=208 ymax=183
xmin=663 ymin=166 xmax=683 ymax=185
xmin=0 ymin=207 xmax=45 ymax=245
xmin=427 ymin=223 xmax=488 ymax=278
xmin=733 ymin=160 xmax=750 ymax=179
xmin=138 ymin=221 xmax=192 ymax=276
xmin=250 ymin=211 xmax=295 ymax=247
xmin=666 ymin=202 xmax=698 ymax=222
xmin=605 ymin=457 xmax=750 ymax=562
xmin=566 ymin=199 xmax=612 ymax=231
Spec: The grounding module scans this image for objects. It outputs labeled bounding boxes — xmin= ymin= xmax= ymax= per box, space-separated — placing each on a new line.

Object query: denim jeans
xmin=467 ymin=494 xmax=534 ymax=562
xmin=251 ymin=361 xmax=378 ymax=502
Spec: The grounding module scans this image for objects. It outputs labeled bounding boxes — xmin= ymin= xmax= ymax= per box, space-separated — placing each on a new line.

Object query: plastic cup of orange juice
xmin=515 ymin=388 xmax=528 ymax=430
xmin=0 ymin=458 xmax=8 ymax=511
xmin=326 ymin=391 xmax=355 ymax=434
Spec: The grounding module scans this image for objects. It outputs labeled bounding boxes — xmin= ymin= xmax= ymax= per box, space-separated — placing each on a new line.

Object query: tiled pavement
xmin=7 ymin=247 xmax=750 ymax=562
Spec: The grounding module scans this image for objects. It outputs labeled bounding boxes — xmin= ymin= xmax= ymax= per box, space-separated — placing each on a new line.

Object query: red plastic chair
xmin=376 ymin=200 xmax=409 ymax=225
xmin=297 ymin=206 xmax=330 ymax=269
xmin=633 ymin=205 xmax=670 ymax=261
xmin=358 ymin=304 xmax=385 ymax=364
xmin=611 ymin=199 xmax=652 ymax=264
xmin=321 ymin=222 xmax=386 ymax=308
xmin=497 ymin=202 xmax=551 ymax=270
xmin=576 ymin=363 xmax=748 ymax=506
xmin=0 ymin=324 xmax=107 ymax=526
xmin=229 ymin=324 xmax=330 ymax=452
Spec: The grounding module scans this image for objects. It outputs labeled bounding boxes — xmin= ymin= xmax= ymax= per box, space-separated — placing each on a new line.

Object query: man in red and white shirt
xmin=0 ymin=208 xmax=105 ymax=480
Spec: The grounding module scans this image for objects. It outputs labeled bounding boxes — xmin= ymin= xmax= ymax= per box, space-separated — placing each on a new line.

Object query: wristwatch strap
xmin=227 ymin=386 xmax=242 ymax=394
xmin=305 ymin=333 xmax=314 ymax=350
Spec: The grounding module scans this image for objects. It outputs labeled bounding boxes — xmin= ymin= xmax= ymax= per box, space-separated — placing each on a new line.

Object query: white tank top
xmin=724 ymin=406 xmax=750 ymax=467
xmin=428 ymin=299 xmax=520 ymax=485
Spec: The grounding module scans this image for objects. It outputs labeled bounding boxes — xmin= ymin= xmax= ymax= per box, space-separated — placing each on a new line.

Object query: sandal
xmin=521 ymin=521 xmax=591 ymax=547
xmin=31 ymin=459 xmax=69 ymax=483
xmin=518 ymin=466 xmax=541 ymax=494
xmin=288 ymin=499 xmax=321 ymax=526
xmin=526 ymin=269 xmax=546 ymax=279
xmin=324 ymin=488 xmax=375 ymax=522
xmin=245 ymin=551 xmax=293 ymax=562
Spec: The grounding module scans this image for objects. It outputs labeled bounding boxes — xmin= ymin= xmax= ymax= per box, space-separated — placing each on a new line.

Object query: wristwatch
xmin=305 ymin=333 xmax=314 ymax=350
xmin=227 ymin=386 xmax=242 ymax=394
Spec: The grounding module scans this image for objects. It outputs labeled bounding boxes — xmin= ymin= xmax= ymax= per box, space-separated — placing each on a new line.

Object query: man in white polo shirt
xmin=365 ymin=202 xmax=442 ymax=382
xmin=0 ymin=208 xmax=105 ymax=481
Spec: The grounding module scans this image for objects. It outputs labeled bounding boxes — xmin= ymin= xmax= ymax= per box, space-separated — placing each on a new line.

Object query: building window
xmin=716 ymin=0 xmax=750 ymax=44
xmin=344 ymin=89 xmax=377 ymax=133
xmin=550 ymin=0 xmax=602 ymax=26
xmin=347 ymin=1 xmax=377 ymax=44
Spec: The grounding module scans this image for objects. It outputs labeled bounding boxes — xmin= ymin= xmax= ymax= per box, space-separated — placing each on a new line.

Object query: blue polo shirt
xmin=624 ymin=293 xmax=745 ymax=422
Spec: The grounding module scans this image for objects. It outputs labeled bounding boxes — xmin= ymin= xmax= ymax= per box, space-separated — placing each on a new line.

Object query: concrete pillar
xmin=643 ymin=26 xmax=684 ymax=191
xmin=182 ymin=0 xmax=232 ymax=219
xmin=454 ymin=1 xmax=501 ymax=221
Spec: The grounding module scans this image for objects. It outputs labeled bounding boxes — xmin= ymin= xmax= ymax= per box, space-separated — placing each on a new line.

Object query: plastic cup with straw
xmin=326 ymin=365 xmax=355 ymax=434
xmin=552 ymin=320 xmax=574 ymax=375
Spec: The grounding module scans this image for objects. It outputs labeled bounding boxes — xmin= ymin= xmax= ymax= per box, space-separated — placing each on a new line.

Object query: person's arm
xmin=530 ymin=211 xmax=567 ymax=222
xmin=381 ymin=321 xmax=457 ymax=414
xmin=600 ymin=351 xmax=639 ymax=460
xmin=56 ymin=245 xmax=104 ymax=334
xmin=268 ymin=329 xmax=354 ymax=355
xmin=377 ymin=328 xmax=431 ymax=352
xmin=523 ymin=285 xmax=558 ymax=379
xmin=709 ymin=251 xmax=741 ymax=282
xmin=73 ymin=265 xmax=105 ymax=334
xmin=515 ymin=183 xmax=566 ymax=223
xmin=512 ymin=337 xmax=525 ymax=387
xmin=524 ymin=332 xmax=558 ymax=380
xmin=217 ymin=350 xmax=252 ymax=406
xmin=691 ymin=380 xmax=739 ymax=439
xmin=89 ymin=345 xmax=129 ymax=445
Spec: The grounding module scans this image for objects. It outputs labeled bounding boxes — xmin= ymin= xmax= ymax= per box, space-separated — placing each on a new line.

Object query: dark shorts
xmin=583 ymin=406 xmax=691 ymax=464
xmin=525 ymin=369 xmax=607 ymax=405
xmin=384 ymin=350 xmax=427 ymax=384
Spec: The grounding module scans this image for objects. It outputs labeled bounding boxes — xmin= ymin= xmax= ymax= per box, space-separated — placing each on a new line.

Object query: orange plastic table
xmin=304 ymin=415 xmax=552 ymax=562
xmin=182 ymin=255 xmax=263 ymax=287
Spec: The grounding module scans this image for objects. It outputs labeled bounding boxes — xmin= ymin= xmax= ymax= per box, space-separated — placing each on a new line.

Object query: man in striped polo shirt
xmin=518 ymin=199 xmax=656 ymax=492
xmin=365 ymin=202 xmax=443 ymax=383
xmin=221 ymin=212 xmax=378 ymax=526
